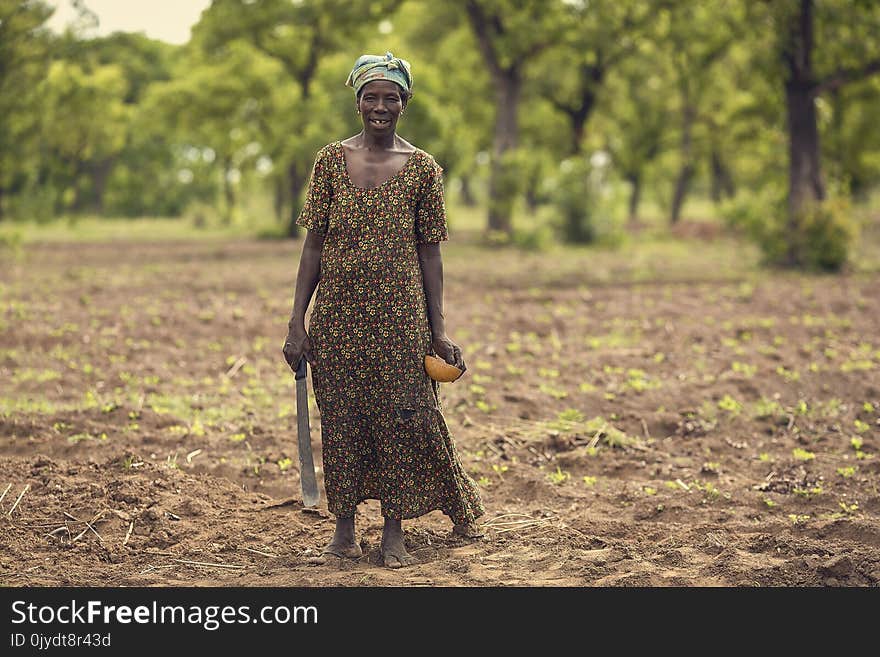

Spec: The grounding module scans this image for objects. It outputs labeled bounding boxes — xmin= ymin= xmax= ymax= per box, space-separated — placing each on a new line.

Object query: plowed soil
xmin=1 ymin=236 xmax=878 ymax=586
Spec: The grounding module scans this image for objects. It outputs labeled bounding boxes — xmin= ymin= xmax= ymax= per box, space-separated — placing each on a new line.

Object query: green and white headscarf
xmin=346 ymin=52 xmax=413 ymax=97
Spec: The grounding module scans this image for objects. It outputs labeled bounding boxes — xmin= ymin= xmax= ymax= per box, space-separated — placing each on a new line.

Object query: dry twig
xmin=7 ymin=484 xmax=30 ymax=515
xmin=244 ymin=547 xmax=279 ymax=558
xmin=172 ymin=559 xmax=245 ymax=570
xmin=224 ymin=356 xmax=247 ymax=379
xmin=0 ymin=483 xmax=12 ymax=507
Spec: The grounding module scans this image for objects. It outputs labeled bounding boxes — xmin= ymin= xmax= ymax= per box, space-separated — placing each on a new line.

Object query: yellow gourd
xmin=424 ymin=354 xmax=463 ymax=382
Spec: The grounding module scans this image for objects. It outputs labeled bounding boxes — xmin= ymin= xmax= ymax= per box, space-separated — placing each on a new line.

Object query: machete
xmin=295 ymin=356 xmax=319 ymax=508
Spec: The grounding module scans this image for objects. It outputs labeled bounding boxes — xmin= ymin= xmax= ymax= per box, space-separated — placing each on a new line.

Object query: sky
xmin=45 ymin=0 xmax=212 ymax=45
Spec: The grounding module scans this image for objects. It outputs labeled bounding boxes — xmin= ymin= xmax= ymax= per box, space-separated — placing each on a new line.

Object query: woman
xmin=282 ymin=52 xmax=484 ymax=569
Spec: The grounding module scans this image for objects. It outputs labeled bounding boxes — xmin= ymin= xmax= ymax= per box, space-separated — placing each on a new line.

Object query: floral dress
xmin=295 ymin=141 xmax=484 ymax=524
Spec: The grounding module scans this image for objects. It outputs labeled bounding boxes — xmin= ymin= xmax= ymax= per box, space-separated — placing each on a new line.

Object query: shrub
xmin=548 ymin=156 xmax=622 ymax=246
xmin=721 ymin=186 xmax=857 ymax=271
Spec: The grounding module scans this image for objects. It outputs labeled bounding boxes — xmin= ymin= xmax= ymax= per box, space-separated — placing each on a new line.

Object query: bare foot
xmin=381 ymin=518 xmax=417 ymax=569
xmin=307 ymin=515 xmax=362 ymax=564
xmin=452 ymin=522 xmax=485 ymax=539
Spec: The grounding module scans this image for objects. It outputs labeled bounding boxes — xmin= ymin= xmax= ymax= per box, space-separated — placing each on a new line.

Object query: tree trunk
xmin=90 ymin=157 xmax=114 ymax=215
xmin=670 ymin=105 xmax=695 ymax=224
xmin=459 ymin=175 xmax=476 ymax=207
xmin=569 ymin=102 xmax=591 ymax=156
xmin=274 ymin=176 xmax=285 ymax=223
xmin=488 ymin=71 xmax=520 ymax=236
xmin=783 ymin=0 xmax=825 ymax=266
xmin=785 ymin=84 xmax=824 ymax=217
xmin=627 ymin=172 xmax=642 ymax=223
xmin=710 ymin=149 xmax=736 ymax=203
xmin=286 ymin=161 xmax=306 ymax=238
xmin=222 ymin=157 xmax=235 ymax=225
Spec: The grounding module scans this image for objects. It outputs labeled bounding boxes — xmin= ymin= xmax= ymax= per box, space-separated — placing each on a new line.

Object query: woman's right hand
xmin=282 ymin=324 xmax=316 ymax=373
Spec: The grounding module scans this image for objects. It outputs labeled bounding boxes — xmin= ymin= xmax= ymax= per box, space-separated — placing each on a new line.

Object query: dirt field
xmin=1 ymin=234 xmax=879 ymax=586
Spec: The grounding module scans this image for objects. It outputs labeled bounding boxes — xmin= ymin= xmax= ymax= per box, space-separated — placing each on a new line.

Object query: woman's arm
xmin=417 ymin=242 xmax=466 ymax=372
xmin=282 ymin=230 xmax=325 ymax=369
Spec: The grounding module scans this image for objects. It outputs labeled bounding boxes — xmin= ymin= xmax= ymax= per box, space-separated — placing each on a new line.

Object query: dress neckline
xmin=337 ymin=141 xmax=419 ymax=191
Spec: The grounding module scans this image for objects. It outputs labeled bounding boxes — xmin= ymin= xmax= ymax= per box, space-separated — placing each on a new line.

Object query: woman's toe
xmin=383 ymin=552 xmax=403 ymax=569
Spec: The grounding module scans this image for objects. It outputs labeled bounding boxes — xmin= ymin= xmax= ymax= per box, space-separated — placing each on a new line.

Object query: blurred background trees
xmin=2 ymin=0 xmax=879 ymax=270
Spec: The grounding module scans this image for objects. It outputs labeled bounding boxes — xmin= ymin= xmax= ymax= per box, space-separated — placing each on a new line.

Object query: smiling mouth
xmin=369 ymin=118 xmax=391 ymax=127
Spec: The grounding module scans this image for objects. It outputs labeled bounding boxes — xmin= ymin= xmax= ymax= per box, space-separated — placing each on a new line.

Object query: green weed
xmin=792 ymin=448 xmax=815 ymax=462
xmin=547 ymin=466 xmax=571 ymax=485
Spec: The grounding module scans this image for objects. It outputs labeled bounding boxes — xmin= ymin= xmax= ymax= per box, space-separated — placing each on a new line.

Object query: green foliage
xmin=546 ymin=466 xmax=571 ymax=485
xmin=790 ymin=196 xmax=860 ymax=271
xmin=548 ymin=157 xmax=621 ymax=245
xmin=722 ymin=188 xmax=858 ymax=271
xmin=792 ymin=448 xmax=815 ymax=462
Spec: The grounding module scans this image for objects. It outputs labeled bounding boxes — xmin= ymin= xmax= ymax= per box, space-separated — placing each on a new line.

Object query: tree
xmin=601 ymin=46 xmax=674 ymax=224
xmin=460 ymin=0 xmax=563 ymax=236
xmin=543 ymin=0 xmax=665 ymax=157
xmin=193 ymin=0 xmax=396 ymax=235
xmin=663 ymin=1 xmax=737 ymax=224
xmin=766 ymin=0 xmax=880 ymax=265
xmin=141 ymin=42 xmax=280 ymax=223
xmin=0 ymin=0 xmax=53 ymax=219
xmin=38 ymin=60 xmax=130 ymax=213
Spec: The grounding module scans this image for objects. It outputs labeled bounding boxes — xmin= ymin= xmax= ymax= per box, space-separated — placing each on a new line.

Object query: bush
xmin=796 ymin=196 xmax=858 ymax=271
xmin=721 ymin=187 xmax=857 ymax=271
xmin=6 ymin=185 xmax=60 ymax=223
xmin=548 ymin=157 xmax=622 ymax=246
xmin=512 ymin=225 xmax=554 ymax=252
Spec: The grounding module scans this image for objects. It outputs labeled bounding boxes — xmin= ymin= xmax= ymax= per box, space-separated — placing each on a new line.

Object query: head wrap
xmin=346 ymin=51 xmax=413 ymax=97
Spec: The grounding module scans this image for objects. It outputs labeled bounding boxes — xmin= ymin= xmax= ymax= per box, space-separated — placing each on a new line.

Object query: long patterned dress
xmin=295 ymin=141 xmax=484 ymax=525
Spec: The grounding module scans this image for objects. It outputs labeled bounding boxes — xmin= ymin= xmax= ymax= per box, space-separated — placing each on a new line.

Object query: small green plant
xmin=850 ymin=436 xmax=863 ymax=451
xmin=582 ymin=475 xmax=597 ymax=487
xmin=836 ymin=466 xmax=856 ymax=478
xmin=277 ymin=457 xmax=293 ymax=471
xmin=539 ymin=384 xmax=568 ymax=400
xmin=792 ymin=448 xmax=815 ymax=462
xmin=838 ymin=501 xmax=859 ymax=514
xmin=793 ymin=485 xmax=823 ymax=497
xmin=556 ymin=408 xmax=585 ymax=423
xmin=694 ymin=480 xmax=721 ymax=499
xmin=762 ymin=496 xmax=777 ymax=508
xmin=854 ymin=419 xmax=870 ymax=434
xmin=717 ymin=394 xmax=743 ymax=415
xmin=474 ymin=400 xmax=496 ymax=413
xmin=776 ymin=366 xmax=800 ymax=383
xmin=547 ymin=466 xmax=571 ymax=485
xmin=731 ymin=361 xmax=757 ymax=378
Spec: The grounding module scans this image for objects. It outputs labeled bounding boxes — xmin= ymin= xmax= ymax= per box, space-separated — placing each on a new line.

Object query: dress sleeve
xmin=415 ymin=158 xmax=449 ymax=244
xmin=295 ymin=146 xmax=333 ymax=236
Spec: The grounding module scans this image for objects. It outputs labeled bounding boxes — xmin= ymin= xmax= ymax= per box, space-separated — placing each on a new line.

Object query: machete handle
xmin=295 ymin=356 xmax=307 ymax=380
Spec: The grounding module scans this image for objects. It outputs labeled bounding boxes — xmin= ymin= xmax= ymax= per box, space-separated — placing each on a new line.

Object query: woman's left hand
xmin=432 ymin=334 xmax=466 ymax=373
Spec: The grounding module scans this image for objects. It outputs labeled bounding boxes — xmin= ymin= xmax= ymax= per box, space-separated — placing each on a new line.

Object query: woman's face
xmin=357 ymin=80 xmax=406 ymax=135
